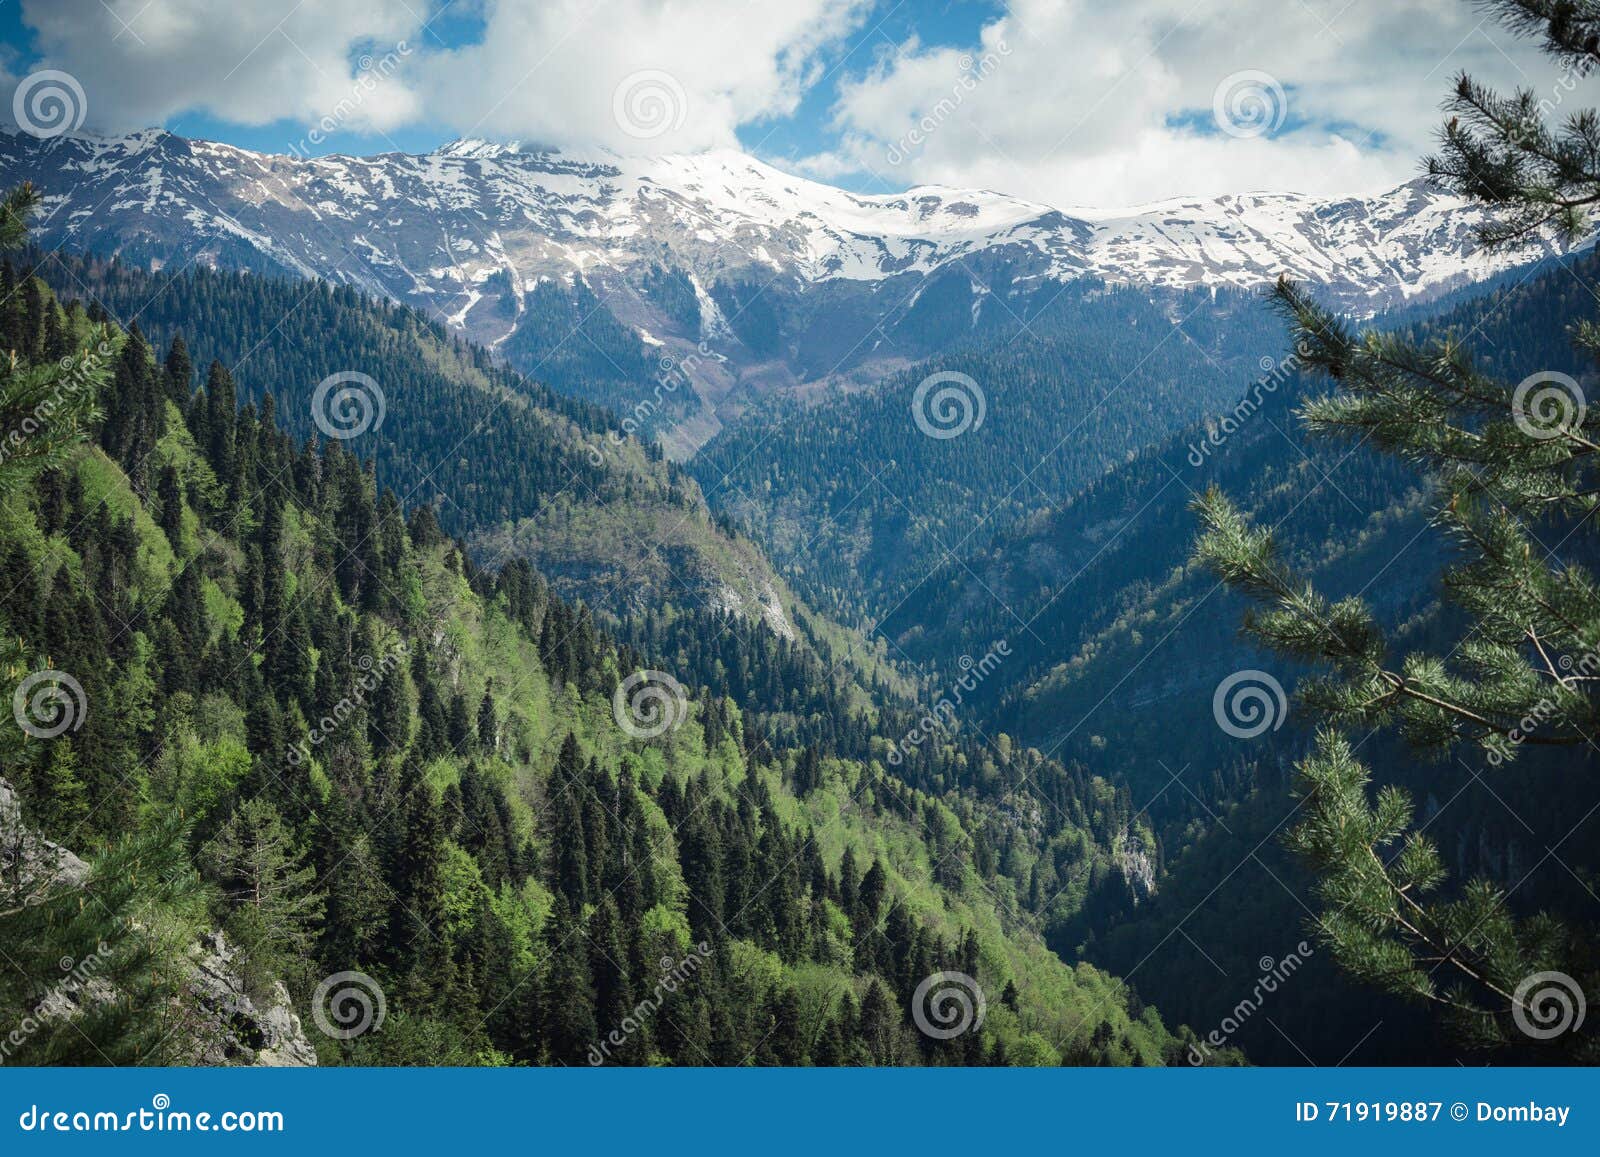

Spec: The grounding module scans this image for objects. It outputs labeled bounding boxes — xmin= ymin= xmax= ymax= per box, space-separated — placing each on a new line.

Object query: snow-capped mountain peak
xmin=0 ymin=126 xmax=1577 ymax=423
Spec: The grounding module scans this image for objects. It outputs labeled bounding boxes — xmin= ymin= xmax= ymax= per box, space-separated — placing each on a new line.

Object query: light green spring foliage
xmin=0 ymin=186 xmax=109 ymax=498
xmin=1 ymin=373 xmax=1181 ymax=1065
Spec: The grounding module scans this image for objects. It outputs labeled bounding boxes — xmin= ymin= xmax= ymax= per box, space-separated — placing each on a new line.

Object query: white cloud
xmin=7 ymin=0 xmax=1584 ymax=206
xmin=411 ymin=0 xmax=871 ymax=152
xmin=14 ymin=0 xmax=869 ymax=154
xmin=18 ymin=0 xmax=424 ymax=133
xmin=807 ymin=0 xmax=1576 ymax=205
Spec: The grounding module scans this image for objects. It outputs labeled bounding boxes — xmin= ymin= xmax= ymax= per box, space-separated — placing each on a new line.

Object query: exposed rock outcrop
xmin=187 ymin=932 xmax=318 ymax=1066
xmin=1114 ymin=828 xmax=1159 ymax=905
xmin=0 ymin=777 xmax=316 ymax=1066
xmin=0 ymin=777 xmax=89 ymax=893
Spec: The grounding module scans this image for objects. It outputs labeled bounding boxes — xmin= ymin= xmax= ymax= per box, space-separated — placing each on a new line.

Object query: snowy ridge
xmin=5 ymin=128 xmax=1569 ymax=304
xmin=0 ymin=126 xmax=1579 ymax=415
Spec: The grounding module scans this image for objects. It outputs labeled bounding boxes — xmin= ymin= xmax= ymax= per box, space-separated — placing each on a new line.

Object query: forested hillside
xmin=9 ymin=205 xmax=1593 ymax=1071
xmin=691 ymin=281 xmax=1284 ymax=625
xmin=0 ymin=245 xmax=1205 ymax=1066
xmin=997 ymin=254 xmax=1600 ymax=1064
xmin=33 ymin=252 xmax=795 ymax=635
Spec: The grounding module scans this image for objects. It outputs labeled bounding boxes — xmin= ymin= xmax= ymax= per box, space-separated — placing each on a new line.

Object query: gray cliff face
xmin=0 ymin=776 xmax=89 ymax=892
xmin=187 ymin=932 xmax=318 ymax=1067
xmin=0 ymin=778 xmax=317 ymax=1067
xmin=1115 ymin=828 xmax=1158 ymax=905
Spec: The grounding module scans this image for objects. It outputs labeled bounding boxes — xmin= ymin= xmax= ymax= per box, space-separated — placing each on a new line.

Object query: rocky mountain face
xmin=0 ymin=779 xmax=317 ymax=1066
xmin=2 ymin=128 xmax=1578 ymax=451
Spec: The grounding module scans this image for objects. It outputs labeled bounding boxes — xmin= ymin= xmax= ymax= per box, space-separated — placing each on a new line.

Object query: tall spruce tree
xmin=0 ymin=186 xmax=108 ymax=498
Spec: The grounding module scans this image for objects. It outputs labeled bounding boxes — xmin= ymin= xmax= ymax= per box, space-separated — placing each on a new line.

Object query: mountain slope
xmin=690 ymin=280 xmax=1286 ymax=623
xmin=33 ymin=250 xmax=804 ymax=638
xmin=3 ymin=129 xmax=1579 ymax=450
xmin=898 ymin=251 xmax=1600 ymax=1063
xmin=0 ymin=261 xmax=1201 ymax=1067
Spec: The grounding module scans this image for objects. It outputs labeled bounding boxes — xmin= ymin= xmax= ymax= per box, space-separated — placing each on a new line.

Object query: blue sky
xmin=0 ymin=1 xmax=1571 ymax=206
xmin=0 ymin=0 xmax=1006 ymax=178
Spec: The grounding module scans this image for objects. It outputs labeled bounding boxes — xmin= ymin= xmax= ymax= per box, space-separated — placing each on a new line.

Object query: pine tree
xmin=163 ymin=334 xmax=193 ymax=404
xmin=0 ymin=187 xmax=108 ymax=495
xmin=32 ymin=738 xmax=89 ymax=839
xmin=1192 ymin=0 xmax=1600 ymax=1057
xmin=202 ymin=796 xmax=326 ymax=961
xmin=477 ymin=681 xmax=498 ymax=754
xmin=858 ymin=978 xmax=900 ymax=1066
xmin=0 ymin=802 xmax=202 ymax=1065
xmin=539 ymin=893 xmax=598 ymax=1063
xmin=548 ymin=734 xmax=590 ymax=905
xmin=315 ymin=802 xmax=390 ymax=968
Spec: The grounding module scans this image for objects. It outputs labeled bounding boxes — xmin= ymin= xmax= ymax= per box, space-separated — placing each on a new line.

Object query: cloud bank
xmin=7 ymin=0 xmax=1580 ymax=205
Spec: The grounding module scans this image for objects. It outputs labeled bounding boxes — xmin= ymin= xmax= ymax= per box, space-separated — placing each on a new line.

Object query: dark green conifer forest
xmin=2 ymin=0 xmax=1599 ymax=1073
xmin=0 ymin=206 xmax=1188 ymax=1067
